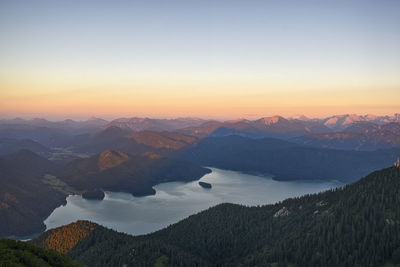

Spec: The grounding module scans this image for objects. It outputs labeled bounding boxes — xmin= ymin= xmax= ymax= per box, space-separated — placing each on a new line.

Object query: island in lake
xmin=199 ymin=181 xmax=212 ymax=189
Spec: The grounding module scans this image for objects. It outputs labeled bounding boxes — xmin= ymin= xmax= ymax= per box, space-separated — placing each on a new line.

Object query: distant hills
xmin=1 ymin=114 xmax=399 ymax=153
xmin=69 ymin=127 xmax=200 ymax=155
xmin=180 ymin=116 xmax=332 ymax=138
xmin=180 ymin=135 xmax=400 ymax=182
xmin=29 ymin=166 xmax=400 ymax=267
xmin=106 ymin=117 xmax=207 ymax=132
xmin=0 ymin=138 xmax=49 ymax=156
xmin=320 ymin=114 xmax=400 ymax=130
xmin=293 ymin=122 xmax=400 ymax=150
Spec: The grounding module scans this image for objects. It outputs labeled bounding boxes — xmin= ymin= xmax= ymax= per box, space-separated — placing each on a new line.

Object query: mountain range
xmin=1 ymin=113 xmax=400 ymax=239
xmin=293 ymin=122 xmax=400 ymax=150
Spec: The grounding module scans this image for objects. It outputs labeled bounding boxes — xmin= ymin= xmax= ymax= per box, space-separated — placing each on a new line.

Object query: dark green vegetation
xmin=0 ymin=238 xmax=83 ymax=267
xmin=181 ymin=135 xmax=400 ymax=182
xmin=33 ymin=167 xmax=400 ymax=267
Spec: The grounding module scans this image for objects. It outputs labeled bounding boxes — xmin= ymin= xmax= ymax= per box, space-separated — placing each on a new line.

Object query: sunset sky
xmin=1 ymin=0 xmax=399 ymax=120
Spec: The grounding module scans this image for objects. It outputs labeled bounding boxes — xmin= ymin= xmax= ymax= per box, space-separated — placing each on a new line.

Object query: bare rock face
xmin=273 ymin=206 xmax=290 ymax=218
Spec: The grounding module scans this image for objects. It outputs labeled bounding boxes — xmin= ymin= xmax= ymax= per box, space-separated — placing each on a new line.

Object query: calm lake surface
xmin=44 ymin=168 xmax=341 ymax=236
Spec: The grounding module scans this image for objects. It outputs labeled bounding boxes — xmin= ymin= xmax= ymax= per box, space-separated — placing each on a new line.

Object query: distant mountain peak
xmin=87 ymin=116 xmax=103 ymax=121
xmin=259 ymin=115 xmax=284 ymax=125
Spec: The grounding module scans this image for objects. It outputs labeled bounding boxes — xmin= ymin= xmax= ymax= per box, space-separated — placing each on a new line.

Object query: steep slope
xmin=31 ymin=221 xmax=97 ymax=254
xmin=59 ymin=150 xmax=211 ymax=196
xmin=179 ymin=135 xmax=400 ymax=182
xmin=0 ymin=238 xmax=83 ymax=267
xmin=0 ymin=150 xmax=66 ymax=237
xmin=33 ymin=166 xmax=400 ymax=267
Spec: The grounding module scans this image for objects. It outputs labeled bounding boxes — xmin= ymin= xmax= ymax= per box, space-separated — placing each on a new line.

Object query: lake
xmin=44 ymin=167 xmax=341 ymax=236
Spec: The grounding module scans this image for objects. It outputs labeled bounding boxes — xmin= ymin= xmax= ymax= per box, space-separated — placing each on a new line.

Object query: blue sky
xmin=1 ymin=0 xmax=399 ymax=119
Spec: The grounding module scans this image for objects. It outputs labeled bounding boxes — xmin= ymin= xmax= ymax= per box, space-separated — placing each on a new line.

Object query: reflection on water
xmin=44 ymin=168 xmax=341 ymax=236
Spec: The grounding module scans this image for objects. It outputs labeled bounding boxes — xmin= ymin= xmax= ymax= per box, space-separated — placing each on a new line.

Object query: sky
xmin=0 ymin=0 xmax=399 ymax=120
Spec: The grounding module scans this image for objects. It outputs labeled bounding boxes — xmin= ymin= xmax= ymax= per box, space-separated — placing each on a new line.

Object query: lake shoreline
xmin=42 ymin=168 xmax=342 ymax=237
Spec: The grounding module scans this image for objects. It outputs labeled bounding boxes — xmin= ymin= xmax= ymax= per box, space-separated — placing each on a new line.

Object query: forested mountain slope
xmin=180 ymin=135 xmax=400 ymax=182
xmin=0 ymin=150 xmax=66 ymax=237
xmin=0 ymin=238 xmax=83 ymax=267
xmin=33 ymin=166 xmax=400 ymax=267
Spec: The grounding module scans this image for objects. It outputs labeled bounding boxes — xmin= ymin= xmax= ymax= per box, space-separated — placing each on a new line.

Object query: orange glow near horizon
xmin=1 ymin=2 xmax=399 ymax=120
xmin=1 ymin=72 xmax=399 ymax=120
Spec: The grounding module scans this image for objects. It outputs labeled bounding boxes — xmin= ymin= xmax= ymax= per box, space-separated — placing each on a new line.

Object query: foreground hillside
xmin=0 ymin=238 xmax=83 ymax=267
xmin=33 ymin=166 xmax=400 ymax=266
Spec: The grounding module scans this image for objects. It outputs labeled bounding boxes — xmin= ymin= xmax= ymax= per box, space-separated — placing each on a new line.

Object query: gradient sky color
xmin=1 ymin=0 xmax=399 ymax=120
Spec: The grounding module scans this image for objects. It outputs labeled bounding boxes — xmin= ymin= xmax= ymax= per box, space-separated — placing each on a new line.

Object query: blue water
xmin=44 ymin=168 xmax=341 ymax=236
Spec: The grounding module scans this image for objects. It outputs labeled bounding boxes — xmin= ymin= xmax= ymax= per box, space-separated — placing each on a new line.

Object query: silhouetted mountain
xmin=0 ymin=124 xmax=72 ymax=147
xmin=127 ymin=130 xmax=199 ymax=150
xmin=181 ymin=116 xmax=331 ymax=139
xmin=0 ymin=138 xmax=49 ymax=156
xmin=0 ymin=119 xmax=110 ymax=147
xmin=107 ymin=117 xmax=207 ymax=132
xmin=0 ymin=117 xmax=109 ymax=130
xmin=58 ymin=150 xmax=211 ymax=196
xmin=0 ymin=150 xmax=65 ymax=237
xmin=32 ymin=166 xmax=400 ymax=267
xmin=70 ymin=127 xmax=199 ymax=155
xmin=179 ymin=135 xmax=400 ymax=182
xmin=293 ymin=122 xmax=400 ymax=151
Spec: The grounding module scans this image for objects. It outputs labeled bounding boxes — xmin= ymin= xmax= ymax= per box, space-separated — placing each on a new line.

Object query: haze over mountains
xmin=0 ymin=113 xmax=399 ymax=238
